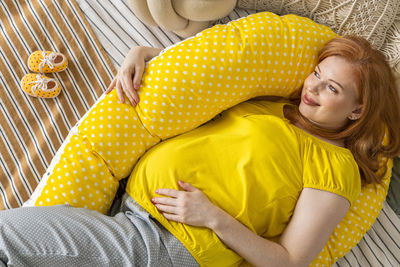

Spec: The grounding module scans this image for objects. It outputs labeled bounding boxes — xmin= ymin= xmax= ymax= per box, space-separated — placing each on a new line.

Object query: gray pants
xmin=0 ymin=194 xmax=198 ymax=267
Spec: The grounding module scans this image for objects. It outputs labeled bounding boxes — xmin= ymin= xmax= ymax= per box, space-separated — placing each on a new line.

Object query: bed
xmin=0 ymin=0 xmax=399 ymax=266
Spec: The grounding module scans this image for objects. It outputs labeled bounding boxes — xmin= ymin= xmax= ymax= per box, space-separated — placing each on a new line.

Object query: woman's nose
xmin=308 ymin=81 xmax=323 ymax=94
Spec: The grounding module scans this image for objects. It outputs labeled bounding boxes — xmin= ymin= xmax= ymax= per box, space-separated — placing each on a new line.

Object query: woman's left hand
xmin=152 ymin=180 xmax=219 ymax=228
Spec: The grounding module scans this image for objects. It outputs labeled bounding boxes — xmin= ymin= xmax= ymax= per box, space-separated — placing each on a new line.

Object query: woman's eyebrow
xmin=317 ymin=65 xmax=345 ymax=91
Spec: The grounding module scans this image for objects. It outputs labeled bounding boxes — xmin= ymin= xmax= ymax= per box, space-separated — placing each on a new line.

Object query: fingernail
xmin=134 ymin=84 xmax=140 ymax=90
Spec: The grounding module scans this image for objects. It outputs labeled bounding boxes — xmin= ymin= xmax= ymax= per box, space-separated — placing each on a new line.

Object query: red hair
xmin=286 ymin=35 xmax=400 ymax=185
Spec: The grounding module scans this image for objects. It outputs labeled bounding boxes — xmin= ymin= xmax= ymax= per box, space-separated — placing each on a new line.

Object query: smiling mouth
xmin=303 ymin=94 xmax=320 ymax=106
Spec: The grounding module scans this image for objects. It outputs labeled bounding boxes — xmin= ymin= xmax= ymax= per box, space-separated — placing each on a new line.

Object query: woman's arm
xmin=209 ymin=188 xmax=350 ymax=267
xmin=153 ymin=182 xmax=350 ymax=267
xmin=106 ymin=46 xmax=163 ymax=106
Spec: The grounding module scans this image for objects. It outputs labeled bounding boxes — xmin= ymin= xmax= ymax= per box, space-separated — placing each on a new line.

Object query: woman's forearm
xmin=134 ymin=46 xmax=163 ymax=62
xmin=208 ymin=207 xmax=296 ymax=267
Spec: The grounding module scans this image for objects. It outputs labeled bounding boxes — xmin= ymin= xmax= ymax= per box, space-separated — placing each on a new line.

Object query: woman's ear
xmin=348 ymin=105 xmax=363 ymax=120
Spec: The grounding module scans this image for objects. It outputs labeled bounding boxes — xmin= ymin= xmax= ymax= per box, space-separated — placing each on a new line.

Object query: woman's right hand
xmin=105 ymin=46 xmax=162 ymax=106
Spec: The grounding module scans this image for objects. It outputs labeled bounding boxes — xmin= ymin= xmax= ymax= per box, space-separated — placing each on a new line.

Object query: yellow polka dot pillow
xmin=24 ymin=11 xmax=393 ymax=266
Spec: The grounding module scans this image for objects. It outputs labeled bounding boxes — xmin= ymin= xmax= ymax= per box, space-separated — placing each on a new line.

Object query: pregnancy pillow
xmin=24 ymin=11 xmax=392 ymax=266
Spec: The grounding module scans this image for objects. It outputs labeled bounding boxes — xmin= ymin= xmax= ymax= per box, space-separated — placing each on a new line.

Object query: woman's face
xmin=299 ymin=56 xmax=362 ymax=130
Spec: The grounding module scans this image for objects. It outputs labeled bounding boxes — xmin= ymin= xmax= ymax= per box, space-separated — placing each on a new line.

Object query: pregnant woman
xmin=0 ymin=35 xmax=399 ymax=267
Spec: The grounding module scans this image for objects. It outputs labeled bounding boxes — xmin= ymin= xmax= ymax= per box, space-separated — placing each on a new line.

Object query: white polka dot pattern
xmin=35 ymin=93 xmax=160 ymax=214
xmin=35 ymin=134 xmax=119 ymax=214
xmin=77 ymin=96 xmax=160 ymax=179
xmin=137 ymin=12 xmax=337 ymax=140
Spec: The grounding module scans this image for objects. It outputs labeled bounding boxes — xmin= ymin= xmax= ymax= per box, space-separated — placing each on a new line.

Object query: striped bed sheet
xmin=0 ymin=0 xmax=115 ymax=209
xmin=76 ymin=0 xmax=400 ymax=266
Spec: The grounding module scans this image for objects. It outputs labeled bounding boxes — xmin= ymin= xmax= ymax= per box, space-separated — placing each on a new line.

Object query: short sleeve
xmin=302 ymin=140 xmax=362 ymax=206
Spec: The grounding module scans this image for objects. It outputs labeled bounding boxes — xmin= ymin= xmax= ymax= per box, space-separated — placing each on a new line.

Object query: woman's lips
xmin=303 ymin=94 xmax=320 ymax=106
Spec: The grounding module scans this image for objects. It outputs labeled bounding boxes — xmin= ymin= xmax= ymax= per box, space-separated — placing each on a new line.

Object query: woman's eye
xmin=328 ymin=85 xmax=337 ymax=93
xmin=313 ymin=71 xmax=320 ymax=78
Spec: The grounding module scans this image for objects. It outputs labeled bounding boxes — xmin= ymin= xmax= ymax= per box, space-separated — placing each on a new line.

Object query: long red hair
xmin=286 ymin=35 xmax=400 ymax=185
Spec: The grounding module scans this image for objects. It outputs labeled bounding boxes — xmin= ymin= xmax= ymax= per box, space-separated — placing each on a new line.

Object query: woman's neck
xmin=283 ymin=105 xmax=346 ymax=148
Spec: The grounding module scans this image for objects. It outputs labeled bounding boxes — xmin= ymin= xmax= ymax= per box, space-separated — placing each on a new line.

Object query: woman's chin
xmin=298 ymin=104 xmax=322 ymax=125
xmin=298 ymin=103 xmax=315 ymax=118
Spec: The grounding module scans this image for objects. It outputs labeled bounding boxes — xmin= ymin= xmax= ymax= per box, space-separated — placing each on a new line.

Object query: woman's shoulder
xmin=300 ymin=136 xmax=362 ymax=206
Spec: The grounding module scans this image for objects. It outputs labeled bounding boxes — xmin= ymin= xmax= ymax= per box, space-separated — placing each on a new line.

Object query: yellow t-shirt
xmin=126 ymin=100 xmax=361 ymax=266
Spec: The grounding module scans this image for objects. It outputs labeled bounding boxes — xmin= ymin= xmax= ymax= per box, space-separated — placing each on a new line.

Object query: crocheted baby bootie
xmin=28 ymin=51 xmax=68 ymax=73
xmin=20 ymin=73 xmax=61 ymax=98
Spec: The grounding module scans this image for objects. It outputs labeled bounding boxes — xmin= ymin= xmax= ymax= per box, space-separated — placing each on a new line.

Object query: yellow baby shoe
xmin=28 ymin=51 xmax=68 ymax=73
xmin=20 ymin=73 xmax=61 ymax=98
